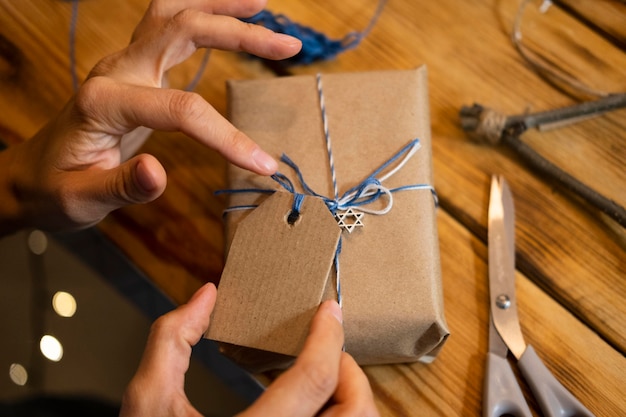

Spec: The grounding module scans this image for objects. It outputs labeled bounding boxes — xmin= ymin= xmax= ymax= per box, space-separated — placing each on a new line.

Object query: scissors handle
xmin=518 ymin=345 xmax=596 ymax=417
xmin=483 ymin=352 xmax=532 ymax=417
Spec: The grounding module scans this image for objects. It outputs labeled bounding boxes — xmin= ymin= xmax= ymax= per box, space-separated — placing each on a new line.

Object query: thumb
xmin=99 ymin=153 xmax=167 ymax=208
xmin=52 ymin=154 xmax=167 ymax=230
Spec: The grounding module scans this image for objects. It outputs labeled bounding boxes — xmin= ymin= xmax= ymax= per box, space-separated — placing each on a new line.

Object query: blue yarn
xmin=242 ymin=11 xmax=355 ymax=65
xmin=242 ymin=1 xmax=387 ymax=66
xmin=291 ymin=193 xmax=305 ymax=215
xmin=334 ymin=236 xmax=343 ymax=308
xmin=271 ymin=172 xmax=296 ymax=193
xmin=271 ymin=173 xmax=306 ymax=219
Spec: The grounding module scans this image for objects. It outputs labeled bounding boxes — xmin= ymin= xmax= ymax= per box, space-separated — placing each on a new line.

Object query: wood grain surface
xmin=0 ymin=0 xmax=624 ymax=416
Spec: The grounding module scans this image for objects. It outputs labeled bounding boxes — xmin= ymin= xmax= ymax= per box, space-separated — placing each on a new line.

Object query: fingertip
xmin=135 ymin=159 xmax=158 ymax=193
xmin=273 ymin=32 xmax=303 ymax=51
xmin=188 ymin=282 xmax=217 ymax=304
xmin=262 ymin=31 xmax=302 ymax=60
xmin=134 ymin=155 xmax=167 ymax=198
xmin=185 ymin=283 xmax=218 ymax=318
xmin=177 ymin=283 xmax=217 ymax=341
xmin=319 ymin=299 xmax=343 ymax=324
xmin=251 ymin=147 xmax=278 ymax=175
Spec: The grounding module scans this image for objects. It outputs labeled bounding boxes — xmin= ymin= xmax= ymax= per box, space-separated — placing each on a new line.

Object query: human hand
xmin=119 ymin=283 xmax=218 ymax=417
xmin=120 ymin=283 xmax=379 ymax=417
xmin=236 ymin=301 xmax=380 ymax=417
xmin=2 ymin=0 xmax=301 ymax=233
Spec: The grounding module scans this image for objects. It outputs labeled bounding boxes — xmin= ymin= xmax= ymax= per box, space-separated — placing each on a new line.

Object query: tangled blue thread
xmin=243 ymin=11 xmax=353 ymax=65
xmin=242 ymin=0 xmax=387 ymax=66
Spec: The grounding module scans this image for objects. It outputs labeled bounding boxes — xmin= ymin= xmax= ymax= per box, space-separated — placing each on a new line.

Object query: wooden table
xmin=1 ymin=0 xmax=624 ymax=415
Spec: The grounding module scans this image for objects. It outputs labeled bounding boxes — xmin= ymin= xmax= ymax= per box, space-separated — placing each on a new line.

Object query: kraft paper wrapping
xmin=209 ymin=67 xmax=448 ymax=370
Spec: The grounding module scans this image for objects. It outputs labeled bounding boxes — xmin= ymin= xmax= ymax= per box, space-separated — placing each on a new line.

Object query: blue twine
xmin=274 ymin=139 xmax=436 ymax=215
xmin=271 ymin=173 xmax=305 ymax=221
xmin=335 ymin=237 xmax=343 ymax=307
xmin=241 ymin=0 xmax=387 ymax=66
xmin=219 ymin=140 xmax=435 ymax=214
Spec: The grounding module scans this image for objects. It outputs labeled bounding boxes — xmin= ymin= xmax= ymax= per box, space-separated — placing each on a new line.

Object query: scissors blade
xmin=487 ymin=313 xmax=508 ymax=358
xmin=488 ymin=175 xmax=526 ymax=359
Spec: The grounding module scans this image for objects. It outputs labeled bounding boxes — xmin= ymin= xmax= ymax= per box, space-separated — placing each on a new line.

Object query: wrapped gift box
xmin=206 ymin=67 xmax=448 ymax=371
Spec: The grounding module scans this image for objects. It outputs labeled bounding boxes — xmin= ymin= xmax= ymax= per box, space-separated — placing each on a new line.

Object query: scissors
xmin=484 ymin=175 xmax=595 ymax=417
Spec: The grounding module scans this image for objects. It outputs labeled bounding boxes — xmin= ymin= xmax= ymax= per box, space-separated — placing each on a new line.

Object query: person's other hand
xmin=5 ymin=0 xmax=301 ymax=233
xmin=120 ymin=283 xmax=217 ymax=417
xmin=237 ymin=301 xmax=380 ymax=417
xmin=120 ymin=283 xmax=379 ymax=417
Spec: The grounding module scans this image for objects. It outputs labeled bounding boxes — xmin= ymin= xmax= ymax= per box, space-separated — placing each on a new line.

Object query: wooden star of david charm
xmin=334 ymin=208 xmax=364 ymax=233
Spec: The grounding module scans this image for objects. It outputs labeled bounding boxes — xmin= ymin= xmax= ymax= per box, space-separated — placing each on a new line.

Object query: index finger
xmin=125 ymin=11 xmax=301 ymax=81
xmin=239 ymin=300 xmax=345 ymax=417
xmin=76 ymin=77 xmax=278 ymax=175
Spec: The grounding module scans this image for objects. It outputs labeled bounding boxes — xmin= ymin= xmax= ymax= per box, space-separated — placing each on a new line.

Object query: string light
xmin=40 ymin=335 xmax=64 ymax=362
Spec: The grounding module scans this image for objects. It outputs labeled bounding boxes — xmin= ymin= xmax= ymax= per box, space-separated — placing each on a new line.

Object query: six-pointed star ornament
xmin=334 ymin=208 xmax=364 ymax=233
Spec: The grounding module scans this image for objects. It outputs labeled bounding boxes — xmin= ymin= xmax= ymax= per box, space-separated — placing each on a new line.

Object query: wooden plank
xmin=556 ymin=0 xmax=626 ymax=47
xmin=269 ymin=0 xmax=626 ymax=352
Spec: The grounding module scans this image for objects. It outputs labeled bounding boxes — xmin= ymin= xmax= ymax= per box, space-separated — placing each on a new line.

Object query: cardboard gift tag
xmin=206 ymin=191 xmax=341 ymax=356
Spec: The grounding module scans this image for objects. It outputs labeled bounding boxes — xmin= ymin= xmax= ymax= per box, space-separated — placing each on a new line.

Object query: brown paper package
xmin=206 ymin=67 xmax=449 ymax=371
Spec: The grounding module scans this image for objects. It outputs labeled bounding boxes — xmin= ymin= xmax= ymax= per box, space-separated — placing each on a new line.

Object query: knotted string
xmin=219 ymin=74 xmax=437 ymax=308
xmin=267 ymin=139 xmax=437 ymax=216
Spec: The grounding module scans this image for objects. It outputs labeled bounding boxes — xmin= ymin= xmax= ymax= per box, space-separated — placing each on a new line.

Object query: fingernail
xmin=324 ymin=300 xmax=343 ymax=324
xmin=273 ymin=33 xmax=302 ymax=47
xmin=136 ymin=160 xmax=158 ymax=193
xmin=188 ymin=282 xmax=216 ymax=303
xmin=252 ymin=148 xmax=278 ymax=174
